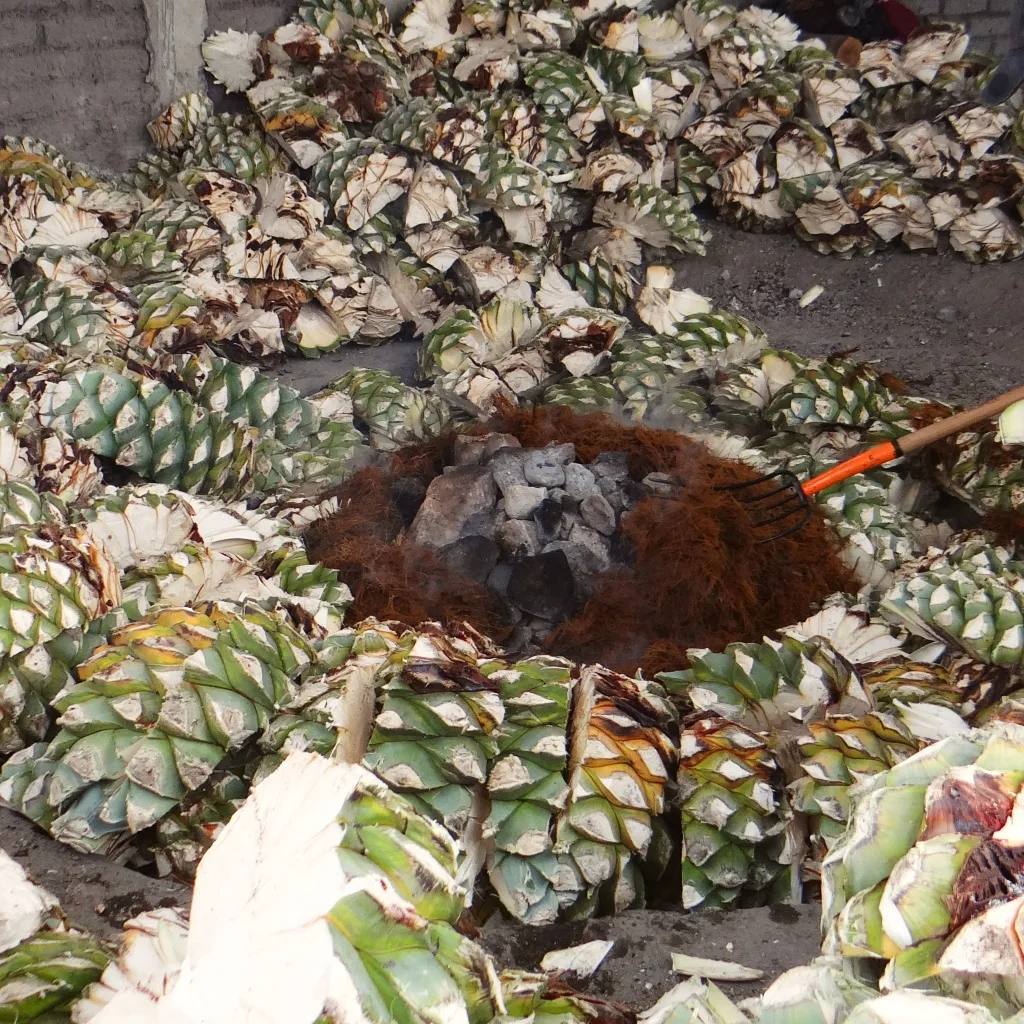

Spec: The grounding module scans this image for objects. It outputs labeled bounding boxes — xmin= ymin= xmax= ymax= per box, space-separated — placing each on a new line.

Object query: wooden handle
xmin=897 ymin=385 xmax=1024 ymax=454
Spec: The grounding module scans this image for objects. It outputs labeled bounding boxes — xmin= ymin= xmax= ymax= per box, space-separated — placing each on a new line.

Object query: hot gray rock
xmin=533 ymin=497 xmax=564 ymax=545
xmin=590 ymin=451 xmax=630 ymax=482
xmin=504 ymin=484 xmax=547 ymax=520
xmin=490 ymin=449 xmax=528 ymax=494
xmin=545 ymin=523 xmax=612 ymax=577
xmin=454 ymin=434 xmax=490 ymax=466
xmin=507 ymin=550 xmax=575 ymax=620
xmin=643 ymin=472 xmax=681 ymax=498
xmin=563 ymin=462 xmax=599 ymax=501
xmin=483 ymin=433 xmax=522 ymax=458
xmin=550 ymin=487 xmax=578 ymax=511
xmin=598 ymin=477 xmax=624 ymax=513
xmin=438 ymin=536 xmax=500 ymax=583
xmin=498 ymin=519 xmax=541 ymax=560
xmin=580 ymin=494 xmax=616 ymax=536
xmin=486 ymin=562 xmax=513 ymax=598
xmin=409 ymin=466 xmax=498 ymax=549
xmin=524 ymin=450 xmax=567 ymax=488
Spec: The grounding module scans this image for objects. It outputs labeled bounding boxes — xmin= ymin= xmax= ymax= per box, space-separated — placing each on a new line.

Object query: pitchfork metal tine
xmin=714 ymin=470 xmax=812 ymax=543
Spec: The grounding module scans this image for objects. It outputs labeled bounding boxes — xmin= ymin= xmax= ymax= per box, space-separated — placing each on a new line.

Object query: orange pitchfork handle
xmin=802 ymin=385 xmax=1024 ymax=498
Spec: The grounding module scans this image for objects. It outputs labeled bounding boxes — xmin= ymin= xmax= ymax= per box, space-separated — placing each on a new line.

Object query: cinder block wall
xmin=0 ymin=0 xmax=1012 ymax=174
xmin=0 ymin=0 xmax=295 ymax=170
xmin=917 ymin=0 xmax=1012 ymax=56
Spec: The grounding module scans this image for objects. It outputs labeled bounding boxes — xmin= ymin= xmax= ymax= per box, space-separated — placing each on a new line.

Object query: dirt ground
xmin=276 ymin=227 xmax=1024 ymax=407
xmin=481 ymin=904 xmax=823 ymax=1006
xmin=0 ymin=799 xmax=822 ymax=1009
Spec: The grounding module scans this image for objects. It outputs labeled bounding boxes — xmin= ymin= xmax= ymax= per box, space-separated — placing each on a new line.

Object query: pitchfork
xmin=720 ymin=385 xmax=1024 ymax=543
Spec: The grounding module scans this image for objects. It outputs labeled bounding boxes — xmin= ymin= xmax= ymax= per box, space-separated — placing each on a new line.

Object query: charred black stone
xmin=507 ymin=550 xmax=576 ymax=621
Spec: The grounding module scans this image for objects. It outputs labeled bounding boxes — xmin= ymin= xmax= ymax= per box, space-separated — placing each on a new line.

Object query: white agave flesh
xmin=938 ymin=895 xmax=1024 ymax=976
xmin=92 ymin=753 xmax=365 ymax=1024
xmin=900 ymin=28 xmax=968 ymax=85
xmin=76 ymin=908 xmax=189 ymax=1020
xmin=400 ymin=0 xmax=464 ymax=52
xmin=638 ymin=11 xmax=693 ymax=60
xmin=950 ymin=209 xmax=1024 ymax=262
xmin=736 ymin=7 xmax=799 ymax=51
xmin=29 ymin=205 xmax=107 ymax=250
xmin=788 ymin=600 xmax=904 ymax=664
xmin=0 ymin=850 xmax=58 ymax=954
xmin=846 ymin=992 xmax=1002 ymax=1024
xmin=406 ymin=165 xmax=462 ymax=230
xmin=803 ymin=74 xmax=861 ymax=129
xmin=830 ymin=119 xmax=885 ymax=170
xmin=671 ymin=952 xmax=763 ymax=981
xmin=256 ymin=174 xmax=325 ymax=240
xmin=0 ymin=280 xmax=21 ymax=333
xmin=795 ymin=188 xmax=858 ymax=236
xmin=202 ymin=30 xmax=264 ymax=93
xmin=889 ymin=122 xmax=963 ymax=181
xmin=540 ymin=940 xmax=614 ymax=977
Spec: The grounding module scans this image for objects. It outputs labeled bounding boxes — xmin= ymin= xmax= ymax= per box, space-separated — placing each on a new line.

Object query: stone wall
xmin=0 ymin=0 xmax=1013 ymax=173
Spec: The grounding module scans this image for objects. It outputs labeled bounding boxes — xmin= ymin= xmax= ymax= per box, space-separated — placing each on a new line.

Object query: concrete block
xmin=0 ymin=17 xmax=43 ymax=52
xmin=943 ymin=0 xmax=987 ymax=16
xmin=206 ymin=0 xmax=296 ymax=34
xmin=43 ymin=13 xmax=147 ymax=50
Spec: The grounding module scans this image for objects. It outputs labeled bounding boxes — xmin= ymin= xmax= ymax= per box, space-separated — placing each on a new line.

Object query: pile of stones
xmin=404 ymin=432 xmax=654 ymax=652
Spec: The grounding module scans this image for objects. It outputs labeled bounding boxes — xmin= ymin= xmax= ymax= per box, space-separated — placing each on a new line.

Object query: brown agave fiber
xmin=305 ymin=402 xmax=855 ymax=676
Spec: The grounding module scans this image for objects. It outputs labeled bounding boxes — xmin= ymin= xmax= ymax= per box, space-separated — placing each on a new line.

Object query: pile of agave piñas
xmin=2 ymin=0 xmax=1024 ymax=1020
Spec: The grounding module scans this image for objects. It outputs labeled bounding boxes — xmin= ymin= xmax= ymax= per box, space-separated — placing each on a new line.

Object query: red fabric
xmin=881 ymin=0 xmax=921 ymax=40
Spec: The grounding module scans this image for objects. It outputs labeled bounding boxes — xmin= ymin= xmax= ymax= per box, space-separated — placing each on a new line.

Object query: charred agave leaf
xmin=966 ymin=155 xmax=1024 ymax=210
xmin=648 ymin=61 xmax=707 ymax=140
xmin=901 ymin=23 xmax=969 ymax=86
xmin=802 ymin=58 xmax=862 ymax=129
xmin=594 ymin=184 xmax=710 ymax=256
xmin=830 ymin=117 xmax=886 ymax=170
xmin=247 ymin=82 xmax=348 ymax=170
xmin=844 ymin=161 xmax=929 ymax=245
xmin=944 ymin=101 xmax=1013 ymax=160
xmin=470 ymin=144 xmax=554 ymax=247
xmin=306 ymin=48 xmax=406 ymax=125
xmin=478 ymin=94 xmax=548 ymax=167
xmin=311 ymin=139 xmax=413 ymax=231
xmin=706 ymin=26 xmax=785 ymax=93
xmin=946 ymin=839 xmax=1024 ymax=931
xmin=949 ymin=209 xmax=1024 ymax=263
xmin=726 ymin=71 xmax=802 ymax=144
xmin=889 ymin=121 xmax=964 ymax=182
xmin=535 ymin=306 xmax=628 ymax=377
xmin=147 ymin=94 xmax=214 ymax=156
xmin=683 ymin=113 xmax=751 ymax=168
xmin=714 ymin=188 xmax=794 ymax=232
xmin=773 ymin=117 xmax=837 ymax=182
xmin=683 ymin=0 xmax=737 ymax=51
